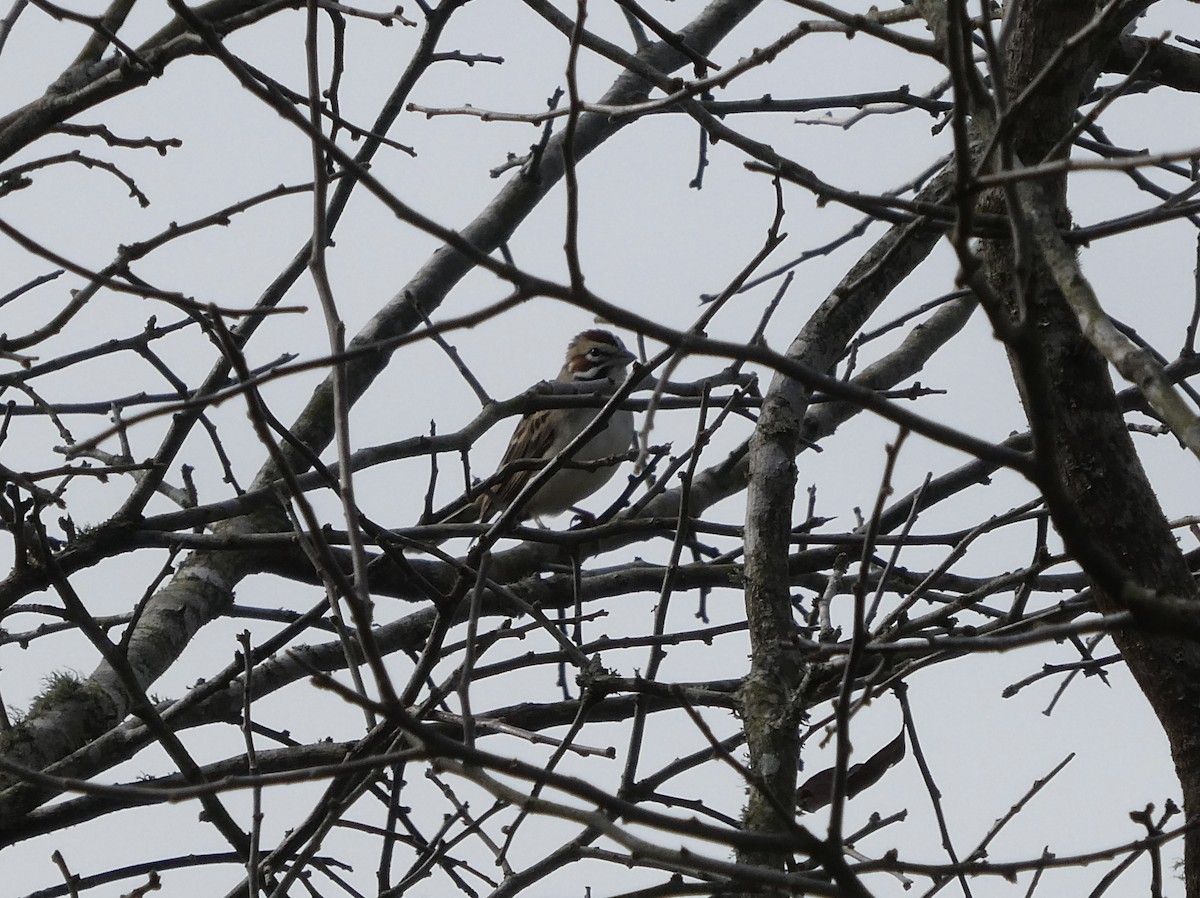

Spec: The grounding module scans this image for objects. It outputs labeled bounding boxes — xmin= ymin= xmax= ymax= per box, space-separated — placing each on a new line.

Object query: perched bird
xmin=451 ymin=329 xmax=637 ymax=526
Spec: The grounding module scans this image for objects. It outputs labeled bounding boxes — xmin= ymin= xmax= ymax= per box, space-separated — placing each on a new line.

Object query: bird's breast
xmin=571 ymin=407 xmax=634 ymax=459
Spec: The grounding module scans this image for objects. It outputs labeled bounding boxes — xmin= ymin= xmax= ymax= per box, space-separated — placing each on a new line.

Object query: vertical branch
xmin=621 ymin=384 xmax=711 ymax=790
xmin=896 ymin=683 xmax=973 ymax=898
xmin=457 ymin=553 xmax=491 ymax=748
xmin=828 ymin=428 xmax=907 ymax=843
xmin=563 ymin=0 xmax=587 ymax=295
xmin=237 ymin=630 xmax=263 ymax=897
xmin=739 ymin=375 xmax=804 ymax=876
xmin=972 ymin=3 xmax=1200 ymax=895
xmin=305 ymin=0 xmax=397 ymax=711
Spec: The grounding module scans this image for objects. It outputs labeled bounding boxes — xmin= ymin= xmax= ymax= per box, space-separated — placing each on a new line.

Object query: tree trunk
xmin=979 ymin=3 xmax=1200 ymax=893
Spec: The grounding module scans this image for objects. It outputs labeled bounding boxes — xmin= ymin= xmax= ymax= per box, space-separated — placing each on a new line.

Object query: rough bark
xmin=739 ymin=392 xmax=805 ymax=872
xmin=977 ymin=3 xmax=1200 ymax=894
xmin=736 ymin=156 xmax=954 ymax=880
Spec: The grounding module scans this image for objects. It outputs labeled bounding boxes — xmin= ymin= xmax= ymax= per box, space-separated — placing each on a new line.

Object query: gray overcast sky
xmin=3 ymin=2 xmax=1200 ymax=896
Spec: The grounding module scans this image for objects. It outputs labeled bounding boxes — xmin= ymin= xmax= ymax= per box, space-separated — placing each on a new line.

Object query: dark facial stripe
xmin=568 ymin=355 xmax=610 ymax=380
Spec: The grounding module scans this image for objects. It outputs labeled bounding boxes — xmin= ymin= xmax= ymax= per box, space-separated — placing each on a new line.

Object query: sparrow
xmin=450 ymin=329 xmax=637 ymax=525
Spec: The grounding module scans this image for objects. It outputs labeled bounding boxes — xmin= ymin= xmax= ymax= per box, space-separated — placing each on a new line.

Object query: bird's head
xmin=562 ymin=329 xmax=636 ymax=384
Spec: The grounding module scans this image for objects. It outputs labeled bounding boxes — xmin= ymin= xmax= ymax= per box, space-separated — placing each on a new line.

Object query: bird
xmin=446 ymin=329 xmax=637 ymax=527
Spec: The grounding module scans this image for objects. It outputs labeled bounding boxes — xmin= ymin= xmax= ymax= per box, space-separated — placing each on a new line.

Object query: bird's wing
xmin=476 ymin=408 xmax=558 ymax=521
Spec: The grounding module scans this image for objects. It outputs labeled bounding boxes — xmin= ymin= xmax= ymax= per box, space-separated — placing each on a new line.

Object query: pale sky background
xmin=3 ymin=1 xmax=1200 ymax=896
